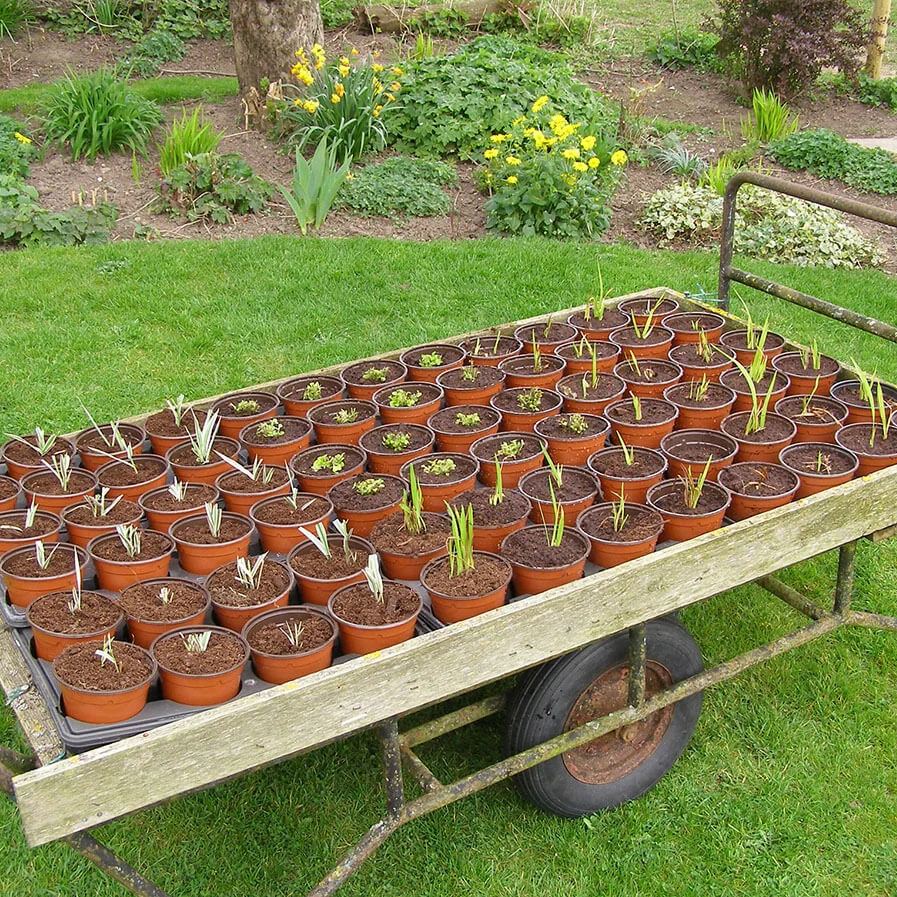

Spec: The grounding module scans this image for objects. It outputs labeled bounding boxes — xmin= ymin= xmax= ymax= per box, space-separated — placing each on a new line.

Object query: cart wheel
xmin=504 ymin=619 xmax=703 ymax=817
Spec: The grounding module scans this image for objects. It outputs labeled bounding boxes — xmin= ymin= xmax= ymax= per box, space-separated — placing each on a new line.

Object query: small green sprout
xmin=382 ymin=432 xmax=411 ymax=452
xmin=418 ymin=352 xmax=444 ymax=368
xmin=618 ymin=436 xmax=635 ymax=466
xmin=546 ymin=483 xmax=565 ymax=548
xmin=798 ymin=339 xmax=822 ymax=371
xmin=362 ymin=367 xmax=389 ymax=383
xmin=516 ymin=388 xmax=544 ymax=412
xmin=353 ymin=478 xmax=385 ymax=496
xmin=204 ymin=502 xmax=222 ymax=539
xmin=311 ymin=453 xmax=346 ymax=474
xmin=165 ymin=395 xmax=190 ymax=428
xmin=5 ymin=426 xmax=58 ymax=457
xmin=278 ymin=620 xmax=305 ymax=647
xmin=303 ymin=381 xmax=323 ymax=400
xmin=446 ymin=503 xmax=475 ymax=576
xmin=332 ymin=407 xmax=360 ymax=424
xmin=188 ymin=410 xmax=221 ymax=465
xmin=455 ymin=412 xmax=482 ymax=427
xmin=530 ymin=335 xmax=543 ymax=373
xmin=489 ymin=460 xmax=505 ymax=506
xmin=460 ymin=365 xmax=479 ymax=382
xmin=688 ymin=376 xmax=711 ymax=402
xmin=231 ymin=399 xmax=260 ymax=415
xmin=299 ymin=521 xmax=332 ymax=559
xmin=495 ymin=439 xmax=524 ymax=461
xmin=333 ymin=519 xmax=358 ymax=563
xmin=168 ymin=479 xmax=188 ymax=502
xmin=542 ymin=446 xmax=563 ymax=488
xmin=610 ymin=489 xmax=628 ymax=532
xmin=85 ymin=488 xmax=122 ymax=519
xmin=682 ymin=458 xmax=713 ymax=510
xmin=559 ymin=414 xmax=589 ymax=436
xmin=218 ymin=453 xmax=275 ymax=485
xmin=235 ymin=553 xmax=267 ymax=589
xmin=67 ymin=558 xmax=83 ymax=614
xmin=41 ymin=453 xmax=74 ymax=491
xmin=388 ymin=389 xmax=422 ymax=408
xmin=94 ymin=634 xmax=121 ymax=673
xmin=400 ymin=465 xmax=426 ymax=536
xmin=182 ymin=631 xmax=212 ymax=653
xmin=423 ymin=457 xmax=456 ymax=477
xmin=256 ymin=419 xmax=285 ymax=439
xmin=158 ymin=586 xmax=172 ymax=604
xmin=34 ymin=540 xmax=58 ymax=570
xmin=116 ymin=523 xmax=142 ymax=559
xmin=363 ymin=553 xmax=384 ymax=603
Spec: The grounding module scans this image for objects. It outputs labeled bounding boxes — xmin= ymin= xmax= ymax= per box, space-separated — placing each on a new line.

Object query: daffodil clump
xmin=277 ymin=44 xmax=403 ymax=164
xmin=478 ymin=96 xmax=628 ymax=239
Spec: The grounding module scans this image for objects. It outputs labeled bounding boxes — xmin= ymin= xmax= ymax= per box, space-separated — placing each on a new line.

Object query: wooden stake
xmin=866 ymin=0 xmax=891 ymax=80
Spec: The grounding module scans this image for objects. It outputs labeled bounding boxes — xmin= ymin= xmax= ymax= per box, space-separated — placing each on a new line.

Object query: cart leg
xmin=377 ymin=718 xmax=405 ymax=817
xmin=627 ymin=624 xmax=647 ymax=709
xmin=834 ymin=540 xmax=857 ymax=616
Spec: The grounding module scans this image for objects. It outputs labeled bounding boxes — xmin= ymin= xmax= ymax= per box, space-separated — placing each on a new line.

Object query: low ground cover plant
xmin=0 ymin=114 xmax=35 ymax=178
xmin=646 ymin=27 xmax=723 ymax=71
xmin=120 ymin=29 xmax=187 ymax=79
xmin=337 ymin=156 xmax=456 ymax=217
xmin=0 ymin=0 xmax=32 ymax=39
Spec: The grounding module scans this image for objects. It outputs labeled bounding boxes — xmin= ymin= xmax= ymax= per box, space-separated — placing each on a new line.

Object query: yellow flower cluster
xmin=293 ymin=99 xmax=320 ymax=113
xmin=13 ymin=132 xmax=31 ymax=145
xmin=611 ymin=150 xmax=628 ymax=166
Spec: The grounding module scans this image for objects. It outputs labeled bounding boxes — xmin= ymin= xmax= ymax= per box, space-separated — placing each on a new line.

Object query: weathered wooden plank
xmin=14 ymin=463 xmax=897 ymax=847
xmin=0 ymin=625 xmax=64 ymax=766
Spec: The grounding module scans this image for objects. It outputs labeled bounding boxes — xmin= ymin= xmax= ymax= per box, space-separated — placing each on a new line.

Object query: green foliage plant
xmin=158 ymin=107 xmax=223 ymax=177
xmin=388 ymin=389 xmax=422 ymax=408
xmin=320 ymin=0 xmax=354 ymax=28
xmin=337 ymin=156 xmax=456 ymax=218
xmin=120 ymin=30 xmax=187 ymax=79
xmin=646 ymin=28 xmax=723 ymax=71
xmin=153 ymin=0 xmax=230 ymax=40
xmin=0 ymin=0 xmax=32 ymax=39
xmin=280 ymin=139 xmax=351 ymax=235
xmin=740 ymin=89 xmax=799 ymax=144
xmin=647 ymin=134 xmax=707 ymax=180
xmin=445 ymin=503 xmax=475 ymax=576
xmin=42 ymin=68 xmax=162 ymax=162
xmin=0 ymin=115 xmax=36 ymax=179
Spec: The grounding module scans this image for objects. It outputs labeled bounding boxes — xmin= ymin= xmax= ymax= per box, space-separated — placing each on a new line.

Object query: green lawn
xmin=1 ymin=236 xmax=896 ymax=896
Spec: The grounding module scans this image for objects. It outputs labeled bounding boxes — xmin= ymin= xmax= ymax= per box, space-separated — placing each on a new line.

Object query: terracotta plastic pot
xmin=119 ymin=578 xmax=211 ymax=649
xmin=138 ymin=484 xmax=221 ymax=534
xmin=436 ymin=366 xmax=506 ymax=406
xmin=771 ymin=351 xmax=840 ymax=397
xmin=556 ymin=340 xmax=620 ymax=375
xmin=400 ymin=343 xmax=467 ymax=382
xmin=277 ymin=375 xmax=344 ymax=417
xmin=215 ymin=469 xmax=291 ymax=517
xmin=400 ymin=454 xmax=479 ymax=512
xmin=20 ymin=468 xmax=97 ymax=515
xmin=340 ymin=359 xmax=408 ymax=401
xmin=660 ymin=429 xmax=739 ymax=482
xmin=238 ymin=416 xmax=312 ymax=467
xmin=830 ymin=380 xmax=897 ymax=425
xmin=95 ymin=455 xmax=170 ymax=502
xmin=500 ymin=527 xmax=590 ymax=596
xmin=242 ymin=607 xmax=338 ymax=684
xmin=373 ymin=383 xmax=444 ymax=426
xmin=420 ymin=552 xmax=513 ymax=624
xmin=62 ymin=501 xmax=144 ymax=549
xmin=27 ymin=590 xmax=124 ymax=661
xmin=646 ymin=479 xmax=731 ymax=542
xmin=143 ymin=408 xmax=206 ymax=457
xmin=667 ymin=343 xmax=733 ymax=384
xmin=720 ymin=412 xmax=797 ymax=464
xmin=576 ymin=502 xmax=664 ymax=567
xmin=490 ymin=388 xmax=563 ymax=432
xmin=152 ymin=626 xmax=249 ymax=706
xmin=289 ymin=444 xmax=367 ymax=496
xmin=566 ymin=307 xmax=631 ymax=341
xmin=613 ymin=358 xmax=683 ymax=399
xmin=427 ymin=406 xmax=501 ymax=455
xmin=518 ymin=467 xmax=599 ymax=527
xmin=359 ymin=424 xmax=436 ymax=476
xmin=328 ymin=582 xmax=422 ymax=654
xmin=75 ymin=424 xmax=146 ymax=473
xmin=211 ymin=392 xmax=280 ymax=440
xmin=834 ymin=424 xmax=897 ymax=477
xmin=166 ymin=437 xmax=241 ymax=486
xmin=308 ymin=400 xmax=377 ymax=445
xmin=209 ymin=558 xmax=293 ymax=632
xmin=719 ymin=329 xmax=786 ymax=365
xmin=605 ymin=398 xmax=679 ymax=449
xmin=327 ymin=474 xmax=405 ymax=537
xmin=774 ymin=395 xmax=848 ymax=445
xmin=87 ymin=530 xmax=176 ymax=591
xmin=470 ymin=432 xmax=546 ymax=488
xmin=2 ymin=435 xmax=76 ymax=480
xmin=609 ymin=325 xmax=675 ymax=361
xmin=1 ymin=543 xmax=89 ymax=608
xmin=498 ymin=354 xmax=566 ymax=390
xmin=0 ymin=509 xmax=61 ymax=553
xmin=454 ymin=492 xmax=532 ymax=554
xmin=513 ymin=322 xmax=578 ymax=355
xmin=717 ymin=462 xmax=800 ymax=521
xmin=720 ymin=369 xmax=791 ymax=415
xmin=459 ymin=334 xmax=523 ymax=367
xmin=557 ymin=372 xmax=627 ymax=416
xmin=249 ymin=494 xmax=333 ymax=554
xmin=664 ymin=312 xmax=725 ymax=347
xmin=534 ymin=414 xmax=610 ymax=466
xmin=619 ymin=295 xmax=680 ymax=325
xmin=587 ymin=446 xmax=668 ymax=504
xmin=169 ymin=512 xmax=255 ymax=575
xmin=370 ymin=512 xmax=450 ymax=581
xmin=777 ymin=442 xmax=859 ymax=499
xmin=0 ymin=475 xmax=21 ymax=512
xmin=54 ymin=641 xmax=156 ymax=724
xmin=288 ymin=534 xmax=373 ymax=607
xmin=663 ymin=382 xmax=737 ymax=431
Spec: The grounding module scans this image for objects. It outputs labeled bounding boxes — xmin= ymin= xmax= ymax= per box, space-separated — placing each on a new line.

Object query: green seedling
xmin=688 ymin=376 xmax=711 ymax=403
xmin=516 ymin=388 xmax=544 ymax=413
xmin=217 ymin=453 xmax=275 ymax=486
xmin=382 ymin=432 xmax=411 ymax=452
xmin=798 ymin=339 xmax=822 ymax=371
xmin=460 ymin=365 xmax=479 ymax=382
xmin=682 ymin=458 xmax=713 ymax=510
xmin=41 ymin=453 xmax=74 ymax=491
xmin=116 ymin=523 xmax=142 ymax=559
xmin=182 ymin=631 xmax=212 ymax=653
xmin=85 ymin=487 xmax=122 ymax=519
xmin=388 ymin=389 xmax=422 ymax=408
xmin=34 ymin=540 xmax=59 ymax=570
xmin=610 ymin=489 xmax=628 ymax=532
xmin=235 ymin=553 xmax=267 ymax=589
xmin=530 ymin=335 xmax=543 ymax=373
xmin=362 ymin=553 xmax=384 ymax=603
xmin=188 ymin=410 xmax=221 ymax=465
xmin=94 ymin=634 xmax=121 ymax=673
xmin=303 ymin=381 xmax=323 ymax=401
xmin=400 ymin=464 xmax=426 ymax=536
xmin=311 ymin=453 xmax=345 ymax=473
xmin=418 ymin=352 xmax=443 ymax=368
xmin=618 ymin=436 xmax=635 ymax=467
xmin=5 ymin=426 xmax=58 ymax=457
xmin=559 ymin=414 xmax=589 ymax=435
xmin=542 ymin=446 xmax=563 ymax=488
xmin=423 ymin=457 xmax=456 ymax=477
xmin=332 ymin=407 xmax=359 ymax=424
xmin=278 ymin=620 xmax=305 ymax=647
xmin=230 ymin=399 xmax=260 ymax=415
xmin=446 ymin=503 xmax=475 ymax=576
xmin=333 ymin=519 xmax=358 ymax=563
xmin=455 ymin=412 xmax=481 ymax=427
xmin=362 ymin=367 xmax=389 ymax=383
xmin=299 ymin=521 xmax=332 ymax=560
xmin=204 ymin=501 xmax=222 ymax=539
xmin=495 ymin=439 xmax=524 ymax=461
xmin=165 ymin=395 xmax=190 ymax=429
xmin=631 ymin=393 xmax=643 ymax=422
xmin=353 ymin=478 xmax=385 ymax=496
xmin=168 ymin=479 xmax=188 ymax=502
xmin=67 ymin=557 xmax=83 ymax=615
xmin=489 ymin=460 xmax=505 ymax=506
xmin=545 ymin=483 xmax=565 ymax=548
xmin=256 ymin=419 xmax=285 ymax=439
xmin=158 ymin=586 xmax=172 ymax=605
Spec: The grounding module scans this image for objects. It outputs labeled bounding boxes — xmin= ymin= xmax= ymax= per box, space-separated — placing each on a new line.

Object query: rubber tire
xmin=504 ymin=619 xmax=703 ymax=817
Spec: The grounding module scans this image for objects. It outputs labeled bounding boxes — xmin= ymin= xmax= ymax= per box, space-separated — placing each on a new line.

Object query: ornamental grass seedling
xmin=872 ymin=383 xmax=896 ymax=447
xmin=489 ymin=460 xmax=505 ymax=506
xmin=382 ymin=431 xmax=411 ymax=452
xmin=695 ymin=329 xmax=715 ymax=364
xmin=530 ymin=336 xmax=543 ymax=373
xmin=423 ymin=457 xmax=456 ymax=477
xmin=333 ymin=519 xmax=358 ymax=563
xmin=610 ymin=489 xmax=629 ymax=532
xmin=217 ymin=453 xmax=275 ymax=486
xmin=34 ymin=539 xmax=59 ymax=570
xmin=542 ymin=316 xmax=554 ymax=339
xmin=630 ymin=301 xmax=661 ymax=340
xmin=688 ymin=376 xmax=711 ymax=403
xmin=256 ymin=419 xmax=285 ymax=439
xmin=460 ymin=365 xmax=479 ymax=382
xmin=559 ymin=414 xmax=589 ymax=435
xmin=230 ymin=398 xmax=260 ymax=415
xmin=388 ymin=389 xmax=422 ymax=408
xmin=168 ymin=479 xmax=188 ymax=502
xmin=731 ymin=357 xmax=775 ymax=435
xmin=799 ymin=378 xmax=822 ymax=416
xmin=235 ymin=553 xmax=267 ymax=589
xmin=94 ymin=633 xmax=121 ymax=673
xmin=158 ymin=586 xmax=172 ymax=605
xmin=165 ymin=395 xmax=190 ymax=429
xmin=682 ymin=458 xmax=713 ymax=510
xmin=495 ymin=439 xmax=524 ymax=461
xmin=813 ymin=451 xmax=832 ymax=474
xmin=303 ymin=381 xmax=323 ymax=400
xmin=543 ymin=483 xmax=565 ymax=549
xmin=631 ymin=393 xmax=643 ymax=422
xmin=182 ymin=630 xmax=212 ymax=653
xmin=24 ymin=501 xmax=39 ymax=530
xmin=188 ymin=410 xmax=221 ymax=465
xmin=363 ymin=552 xmax=384 ymax=603
xmin=362 ymin=367 xmax=389 ymax=383
xmin=41 ymin=453 xmax=74 ymax=491
xmin=798 ymin=339 xmax=822 ymax=371
xmin=418 ymin=352 xmax=444 ymax=368
xmin=542 ymin=446 xmax=563 ymax=488
xmin=67 ymin=557 xmax=83 ymax=615
xmin=747 ymin=348 xmax=767 ymax=384
xmin=311 ymin=452 xmax=345 ymax=473
xmin=278 ymin=620 xmax=305 ymax=648
xmin=116 ymin=523 xmax=142 ymax=559
xmin=332 ymin=407 xmax=360 ymax=424
xmin=446 ymin=503 xmax=475 ymax=576
xmin=79 ymin=403 xmax=127 ymax=451
xmin=400 ymin=465 xmax=426 ymax=536
xmin=455 ymin=411 xmax=481 ymax=427
xmin=85 ymin=487 xmax=122 ymax=519
xmin=584 ymin=264 xmax=610 ymax=320
xmin=517 ymin=387 xmax=543 ymax=413
xmin=299 ymin=521 xmax=332 ymax=559
xmin=5 ymin=427 xmax=58 ymax=458
xmin=618 ymin=435 xmax=635 ymax=467
xmin=204 ymin=501 xmax=222 ymax=539
xmin=742 ymin=309 xmax=770 ymax=352
xmin=353 ymin=477 xmax=385 ymax=496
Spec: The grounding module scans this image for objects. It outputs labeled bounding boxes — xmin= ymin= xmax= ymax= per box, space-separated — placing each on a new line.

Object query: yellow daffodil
xmin=562 ymin=148 xmax=580 ymax=161
xmin=373 ymin=105 xmax=383 ymax=117
xmin=303 ymin=100 xmax=319 ymax=113
xmin=339 ymin=65 xmax=350 ymax=77
xmin=13 ymin=132 xmax=31 ymax=144
xmin=390 ymin=81 xmax=401 ymax=92
xmin=506 ymin=175 xmax=518 ymax=184
xmin=350 ymin=47 xmax=359 ymax=56
xmin=335 ymin=82 xmax=345 ymax=97
xmin=611 ymin=150 xmax=628 ymax=166
xmin=340 ymin=56 xmax=350 ymax=66
xmin=392 ymin=66 xmax=403 ymax=75
xmin=373 ymin=77 xmax=383 ymax=92
xmin=505 ymin=155 xmax=521 ymax=165
xmin=331 ymin=93 xmax=341 ymax=104
xmin=484 ymin=148 xmax=499 ymax=160
xmin=531 ymin=95 xmax=549 ymax=113
xmin=588 ymin=157 xmax=601 ymax=169
xmin=373 ymin=63 xmax=385 ymax=72
xmin=573 ymin=161 xmax=588 ymax=173
xmin=581 ymin=135 xmax=596 ymax=151
xmin=490 ymin=134 xmax=509 ymax=143
xmin=385 ymin=92 xmax=395 ymax=102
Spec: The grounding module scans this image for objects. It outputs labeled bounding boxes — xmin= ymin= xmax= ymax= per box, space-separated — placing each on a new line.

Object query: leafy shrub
xmin=0 ymin=174 xmax=118 ymax=247
xmin=709 ymin=0 xmax=869 ymax=97
xmin=768 ymin=129 xmax=897 ymax=196
xmin=646 ymin=28 xmax=723 ymax=71
xmin=280 ymin=140 xmax=350 ymax=234
xmin=0 ymin=115 xmax=36 ymax=179
xmin=0 ymin=0 xmax=33 ymax=39
xmin=320 ymin=0 xmax=354 ymax=28
xmin=337 ymin=156 xmax=456 ymax=217
xmin=42 ymin=68 xmax=162 ymax=161
xmin=120 ymin=29 xmax=186 ymax=79
xmin=821 ymin=71 xmax=897 ymax=111
xmin=639 ymin=182 xmax=883 ymax=269
xmin=478 ymin=97 xmax=626 ymax=239
xmin=275 ymin=45 xmax=400 ymax=164
xmin=153 ymin=0 xmax=230 ymax=40
xmin=156 ymin=152 xmax=273 ymax=223
xmin=158 ymin=106 xmax=223 ymax=176
xmin=387 ymin=36 xmax=618 ymax=160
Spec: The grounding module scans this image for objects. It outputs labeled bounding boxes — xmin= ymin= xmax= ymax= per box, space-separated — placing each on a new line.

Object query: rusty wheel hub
xmin=562 ymin=661 xmax=674 ymax=785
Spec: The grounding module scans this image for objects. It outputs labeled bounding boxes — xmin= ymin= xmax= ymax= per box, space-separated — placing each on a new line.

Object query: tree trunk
xmin=228 ymin=0 xmax=324 ymax=96
xmin=865 ymin=0 xmax=891 ymax=79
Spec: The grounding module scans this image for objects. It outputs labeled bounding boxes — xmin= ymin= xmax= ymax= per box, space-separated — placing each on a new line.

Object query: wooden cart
xmin=3 ymin=176 xmax=897 ymax=896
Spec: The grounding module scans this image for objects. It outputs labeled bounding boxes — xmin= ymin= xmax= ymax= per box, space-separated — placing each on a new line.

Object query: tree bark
xmin=865 ymin=0 xmax=891 ymax=79
xmin=228 ymin=0 xmax=324 ymax=96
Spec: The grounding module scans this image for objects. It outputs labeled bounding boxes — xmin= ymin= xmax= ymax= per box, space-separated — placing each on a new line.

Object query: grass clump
xmin=158 ymin=106 xmax=223 ymax=177
xmin=0 ymin=0 xmax=32 ymax=39
xmin=41 ymin=67 xmax=162 ymax=161
xmin=337 ymin=156 xmax=456 ymax=217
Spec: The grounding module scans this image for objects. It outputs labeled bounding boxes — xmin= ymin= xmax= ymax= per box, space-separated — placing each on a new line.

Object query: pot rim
xmin=646 ymin=479 xmax=732 ymax=519
xmin=660 ymin=428 xmax=739 ymax=463
xmin=499 ymin=525 xmax=590 ymax=570
xmin=20 ymin=467 xmax=97 ymax=496
xmin=327 ymin=579 xmax=423 ymax=629
xmin=717 ymin=461 xmax=801 ymax=499
xmin=419 ymin=551 xmax=513 ymax=600
xmin=53 ymin=640 xmax=157 ymax=695
xmin=165 ymin=436 xmax=241 ymax=468
xmin=662 ymin=311 xmax=726 ymax=332
xmin=663 ymin=381 xmax=737 ymax=410
xmin=587 ymin=446 xmax=669 ymax=481
xmin=27 ymin=589 xmax=123 ymax=635
xmin=834 ymin=424 xmax=897 ymax=460
xmin=86 ymin=530 xmax=176 ymax=565
xmin=168 ymin=511 xmax=255 ymax=549
xmin=0 ymin=541 xmax=89 ymax=576
xmin=237 ymin=414 xmax=313 ymax=447
xmin=75 ymin=422 xmax=147 ymax=453
xmin=118 ymin=577 xmax=211 ymax=625
xmin=241 ymin=605 xmax=338 ymax=658
xmin=248 ymin=493 xmax=333 ymax=527
xmin=287 ymin=534 xmax=375 ymax=584
xmin=150 ymin=625 xmax=250 ymax=678
xmin=576 ymin=502 xmax=664 ymax=545
xmin=517 ymin=467 xmax=599 ymax=505
xmin=720 ymin=411 xmax=798 ymax=444
xmin=534 ymin=413 xmax=610 ymax=443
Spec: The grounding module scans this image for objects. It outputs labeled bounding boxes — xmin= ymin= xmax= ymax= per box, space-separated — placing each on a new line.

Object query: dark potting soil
xmin=722 ymin=369 xmax=785 ymax=395
xmin=558 ymin=373 xmax=624 ymax=401
xmin=377 ymin=383 xmax=442 ymax=408
xmin=25 ymin=470 xmax=95 ymax=496
xmin=669 ymin=344 xmax=731 ymax=367
xmin=448 ymin=488 xmax=530 ymax=527
xmin=279 ymin=376 xmax=343 ymax=402
xmin=252 ymin=495 xmax=330 ymax=525
xmin=720 ymin=330 xmax=785 ymax=351
xmin=664 ymin=436 xmax=735 ymax=462
xmin=665 ymin=383 xmax=733 ymax=409
xmin=143 ymin=407 xmax=205 ymax=439
xmin=248 ymin=614 xmax=333 ymax=655
xmin=721 ymin=464 xmax=797 ymax=495
xmin=77 ymin=426 xmax=144 ymax=453
xmin=309 ymin=401 xmax=377 ymax=425
xmin=153 ymin=631 xmax=245 ymax=675
xmin=291 ymin=446 xmax=365 ymax=476
xmin=558 ymin=340 xmax=618 ymax=362
xmin=521 ymin=468 xmax=597 ymax=503
xmin=472 ymin=433 xmax=543 ymax=463
xmin=65 ymin=499 xmax=142 ymax=526
xmin=835 ymin=425 xmax=897 ymax=457
xmin=429 ymin=407 xmax=499 ymax=435
xmin=491 ymin=389 xmax=560 ymax=414
xmin=579 ymin=506 xmax=663 ymax=543
xmin=723 ymin=414 xmax=795 ymax=443
xmin=609 ymin=326 xmax=671 ymax=348
xmin=438 ymin=365 xmax=505 ymax=389
xmin=461 ymin=335 xmax=521 ymax=358
xmin=362 ymin=424 xmax=433 ymax=453
xmin=411 ymin=454 xmax=478 ymax=485
xmin=535 ymin=414 xmax=605 ymax=440
xmin=502 ymin=527 xmax=586 ymax=568
xmin=29 ymin=591 xmax=121 ymax=634
xmin=773 ymin=354 xmax=839 ymax=378
xmin=621 ymin=298 xmax=678 ymax=318
xmin=500 ymin=356 xmax=565 ymax=376
xmin=403 ymin=345 xmax=465 ymax=368
xmin=141 ymin=483 xmax=218 ymax=511
xmin=370 ymin=511 xmax=451 ymax=557
xmin=3 ymin=435 xmax=74 ymax=465
xmin=0 ymin=478 xmax=17 ymax=500
xmin=617 ymin=359 xmax=682 ymax=383
xmin=54 ymin=640 xmax=153 ymax=691
xmin=289 ymin=542 xmax=368 ymax=580
xmin=118 ymin=580 xmax=208 ymax=622
xmin=0 ymin=511 xmax=58 ymax=539
xmin=423 ymin=554 xmax=510 ymax=598
xmin=776 ymin=397 xmax=845 ymax=425
xmin=568 ymin=309 xmax=629 ymax=331
xmin=90 ymin=530 xmax=173 ymax=562
xmin=169 ymin=438 xmax=239 ymax=468
xmin=97 ymin=457 xmax=167 ymax=487
xmin=3 ymin=545 xmax=81 ymax=578
xmin=207 ymin=559 xmax=290 ymax=607
xmin=651 ymin=483 xmax=728 ymax=516
xmin=591 ymin=449 xmax=665 ymax=479
xmin=666 ymin=313 xmax=721 ymax=333
xmin=331 ymin=581 xmax=419 ymax=626
xmin=516 ymin=322 xmax=577 ymax=346
xmin=173 ymin=516 xmax=251 ymax=546
xmin=607 ymin=399 xmax=676 ymax=426
xmin=784 ymin=445 xmax=857 ymax=474
xmin=240 ymin=417 xmax=310 ymax=446
xmin=341 ymin=359 xmax=406 ymax=386
xmin=831 ymin=381 xmax=897 ymax=408
xmin=329 ymin=475 xmax=405 ymax=513
xmin=214 ymin=393 xmax=279 ymax=418
xmin=219 ymin=466 xmax=289 ymax=494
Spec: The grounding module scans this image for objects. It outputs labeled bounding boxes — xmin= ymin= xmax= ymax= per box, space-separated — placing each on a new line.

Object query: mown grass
xmin=1 ymin=236 xmax=896 ymax=897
